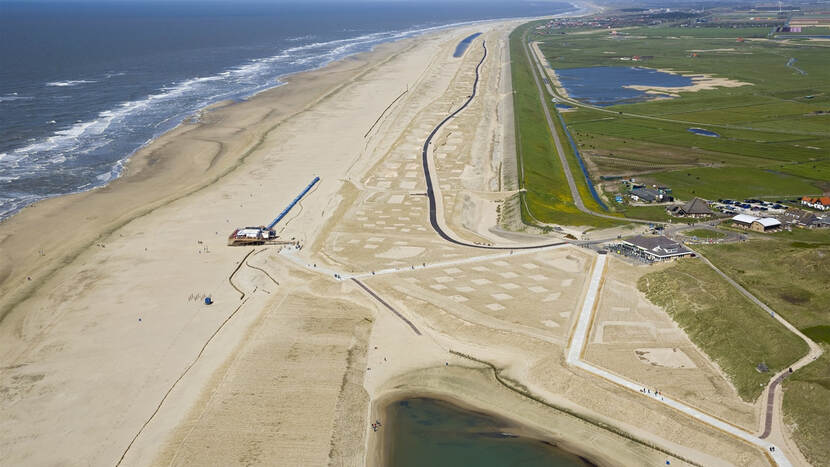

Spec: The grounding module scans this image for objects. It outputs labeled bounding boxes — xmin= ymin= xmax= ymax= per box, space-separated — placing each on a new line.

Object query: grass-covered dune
xmin=696 ymin=231 xmax=830 ymax=465
xmin=637 ymin=258 xmax=808 ymax=401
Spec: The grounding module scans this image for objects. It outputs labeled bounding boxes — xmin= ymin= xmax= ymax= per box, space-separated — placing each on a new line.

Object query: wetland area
xmin=554 ymin=66 xmax=692 ymax=105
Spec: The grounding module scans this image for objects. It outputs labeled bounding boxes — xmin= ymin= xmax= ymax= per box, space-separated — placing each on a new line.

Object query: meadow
xmin=534 ymin=25 xmax=830 ymax=202
xmin=510 ymin=23 xmax=620 ymax=227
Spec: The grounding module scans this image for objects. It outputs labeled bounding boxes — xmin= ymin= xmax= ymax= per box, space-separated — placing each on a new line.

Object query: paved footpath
xmin=696 ymin=252 xmax=824 ymax=442
xmin=567 ymin=254 xmax=793 ymax=466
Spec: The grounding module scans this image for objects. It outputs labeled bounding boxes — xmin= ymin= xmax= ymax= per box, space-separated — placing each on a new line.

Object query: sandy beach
xmin=0 ymin=11 xmax=799 ymax=467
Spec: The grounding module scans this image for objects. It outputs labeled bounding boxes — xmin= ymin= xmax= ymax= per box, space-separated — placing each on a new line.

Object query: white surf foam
xmin=0 ymin=93 xmax=33 ymax=103
xmin=45 ymin=80 xmax=97 ymax=87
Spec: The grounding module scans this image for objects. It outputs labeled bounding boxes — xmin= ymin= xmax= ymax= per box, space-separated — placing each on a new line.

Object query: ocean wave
xmin=1 ymin=17 xmax=500 ymax=221
xmin=3 ymin=19 xmax=474 ymax=167
xmin=0 ymin=92 xmax=33 ymax=103
xmin=45 ymin=80 xmax=97 ymax=87
xmin=287 ymin=34 xmax=316 ymax=42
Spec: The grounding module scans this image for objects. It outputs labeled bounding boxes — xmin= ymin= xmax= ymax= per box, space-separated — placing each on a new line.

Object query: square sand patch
xmin=544 ymin=292 xmax=561 ymax=302
xmin=388 ymin=195 xmax=404 ymax=204
xmin=491 ymin=293 xmax=513 ymax=301
xmin=485 ymin=303 xmax=505 ymax=311
xmin=471 ymin=278 xmax=491 ymax=286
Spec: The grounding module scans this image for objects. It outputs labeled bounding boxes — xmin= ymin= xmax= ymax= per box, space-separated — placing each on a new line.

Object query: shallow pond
xmin=688 ymin=128 xmax=720 ymax=137
xmin=555 ymin=66 xmax=692 ymax=106
xmin=383 ymin=397 xmax=596 ymax=467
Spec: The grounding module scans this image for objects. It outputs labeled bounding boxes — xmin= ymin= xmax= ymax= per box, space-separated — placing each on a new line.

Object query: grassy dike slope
xmin=509 ymin=23 xmax=619 ymax=228
xmin=637 ymin=258 xmax=808 ymax=401
xmin=696 ymin=234 xmax=830 ymax=466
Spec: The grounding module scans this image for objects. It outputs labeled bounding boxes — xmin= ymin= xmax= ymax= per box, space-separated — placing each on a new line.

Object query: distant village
xmin=617 ymin=179 xmax=830 ymax=232
xmin=603 ymin=179 xmax=829 ymax=264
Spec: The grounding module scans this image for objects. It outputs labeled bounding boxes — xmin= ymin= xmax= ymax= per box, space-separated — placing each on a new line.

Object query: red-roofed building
xmin=801 ymin=196 xmax=830 ymax=211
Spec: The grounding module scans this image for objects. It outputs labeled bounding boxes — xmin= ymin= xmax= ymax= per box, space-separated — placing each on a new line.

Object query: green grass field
xmin=683 ymin=228 xmax=726 ymax=239
xmin=696 ymin=236 xmax=830 ymax=465
xmin=510 ymin=23 xmax=620 ymax=228
xmin=533 ymin=25 xmax=830 ymax=201
xmin=637 ymin=258 xmax=808 ymax=401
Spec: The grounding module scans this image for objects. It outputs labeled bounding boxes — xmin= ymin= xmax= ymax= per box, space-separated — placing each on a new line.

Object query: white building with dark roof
xmin=730 ymin=214 xmax=781 ymax=232
xmin=620 ymin=235 xmax=694 ymax=261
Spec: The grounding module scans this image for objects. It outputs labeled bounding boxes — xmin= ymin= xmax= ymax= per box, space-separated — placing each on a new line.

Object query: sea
xmin=0 ymin=0 xmax=574 ymax=220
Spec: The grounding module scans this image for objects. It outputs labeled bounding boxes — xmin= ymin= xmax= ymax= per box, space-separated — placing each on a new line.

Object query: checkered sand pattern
xmin=584 ymin=258 xmax=758 ymax=430
xmin=370 ymin=247 xmax=593 ymax=341
xmin=319 ymin=42 xmax=502 ymax=272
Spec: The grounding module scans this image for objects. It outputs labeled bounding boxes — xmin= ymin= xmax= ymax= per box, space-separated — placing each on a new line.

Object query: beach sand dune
xmin=0 ymin=25 xmax=464 ymax=465
xmin=0 ymin=16 xmax=787 ymax=467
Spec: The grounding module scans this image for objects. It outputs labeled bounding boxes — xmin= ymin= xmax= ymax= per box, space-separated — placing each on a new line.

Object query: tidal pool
xmin=454 ymin=33 xmax=482 ymax=57
xmin=383 ymin=397 xmax=596 ymax=467
xmin=555 ymin=66 xmax=692 ymax=106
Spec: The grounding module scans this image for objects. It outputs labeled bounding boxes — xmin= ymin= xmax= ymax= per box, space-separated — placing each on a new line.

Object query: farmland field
xmin=533 ymin=25 xmax=830 ymax=204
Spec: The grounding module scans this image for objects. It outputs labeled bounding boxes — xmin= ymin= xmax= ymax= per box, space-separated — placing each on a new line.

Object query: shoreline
xmin=0 ymin=26 xmax=444 ymax=325
xmin=0 ymin=4 xmax=585 ymax=324
xmin=0 ymin=22 xmax=460 ymax=464
xmin=0 ymin=9 xmax=578 ymax=225
xmin=0 ymin=4 xmax=710 ymax=466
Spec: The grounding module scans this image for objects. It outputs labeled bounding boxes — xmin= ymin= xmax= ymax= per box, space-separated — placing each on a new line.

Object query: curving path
xmin=695 ymin=252 xmax=824 ymax=441
xmin=279 ymin=30 xmax=814 ymax=467
xmin=566 ymin=254 xmax=793 ymax=467
xmin=420 ymin=40 xmax=567 ymax=250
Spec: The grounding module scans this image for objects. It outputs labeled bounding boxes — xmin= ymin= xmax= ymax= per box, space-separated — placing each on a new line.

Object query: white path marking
xmin=277 ymin=243 xmax=570 ymax=280
xmin=566 ymin=254 xmax=792 ymax=466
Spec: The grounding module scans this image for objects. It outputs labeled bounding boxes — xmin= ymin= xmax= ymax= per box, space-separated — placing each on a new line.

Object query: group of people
xmin=640 ymin=387 xmax=664 ymax=400
xmin=371 ymin=419 xmax=382 ymax=432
